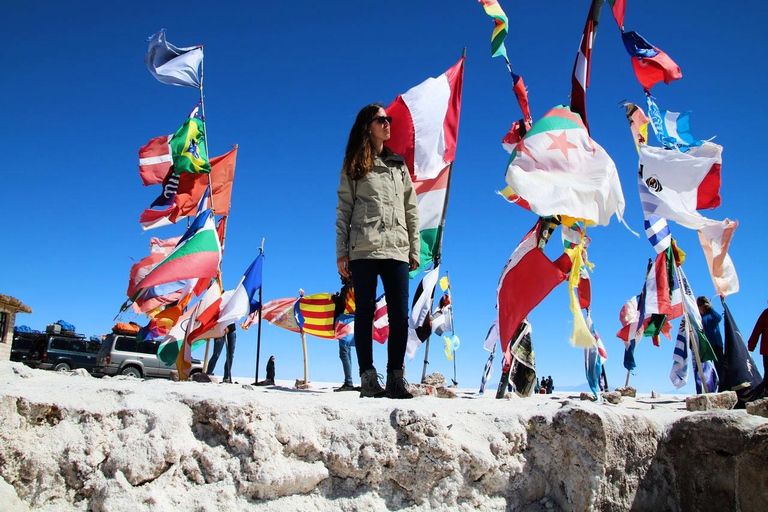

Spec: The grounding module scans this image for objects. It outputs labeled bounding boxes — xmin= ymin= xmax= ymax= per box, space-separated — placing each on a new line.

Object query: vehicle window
xmin=114 ymin=336 xmax=138 ymax=352
xmin=13 ymin=338 xmax=32 ymax=350
xmin=50 ymin=337 xmax=72 ymax=351
xmin=86 ymin=341 xmax=100 ymax=353
xmin=70 ymin=340 xmax=85 ymax=352
xmin=137 ymin=339 xmax=159 ymax=355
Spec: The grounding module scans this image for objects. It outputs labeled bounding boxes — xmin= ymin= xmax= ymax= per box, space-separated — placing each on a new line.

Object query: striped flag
xmin=670 ymin=316 xmax=690 ymax=389
xmin=622 ymin=31 xmax=682 ymax=91
xmin=373 ymin=294 xmax=389 ymax=344
xmin=483 ymin=317 xmax=500 ymax=351
xmin=138 ymin=135 xmax=172 ymax=186
xmin=406 ymin=266 xmax=440 ymax=359
xmin=645 ymin=215 xmax=672 ymax=254
xmin=642 ymin=246 xmax=684 ymax=329
xmin=297 ymin=293 xmax=337 ymax=339
xmin=478 ymin=343 xmax=496 ymax=395
xmin=570 ymin=0 xmax=604 ymax=133
xmin=386 ymin=58 xmax=464 ymax=273
xmin=121 ymin=209 xmax=221 ymax=313
xmin=261 ymin=298 xmax=301 ymax=333
xmin=646 ymin=96 xmax=702 ymax=152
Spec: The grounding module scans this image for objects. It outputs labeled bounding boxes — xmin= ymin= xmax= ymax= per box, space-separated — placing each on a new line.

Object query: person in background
xmin=534 ymin=378 xmax=541 ymax=394
xmin=206 ymin=335 xmax=226 ymax=377
xmin=698 ymin=296 xmax=725 ymax=378
xmin=206 ymin=323 xmax=236 ymax=383
xmin=332 ymin=275 xmax=358 ymax=392
xmin=545 ymin=376 xmax=554 ymax=394
xmin=335 ymin=103 xmax=420 ymax=399
xmin=748 ymin=305 xmax=768 ymax=384
xmin=265 ymin=355 xmax=275 ymax=385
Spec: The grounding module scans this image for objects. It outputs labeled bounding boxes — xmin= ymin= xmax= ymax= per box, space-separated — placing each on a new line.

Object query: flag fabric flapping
xmin=139 ymin=135 xmax=173 ymax=186
xmin=261 ymin=298 xmax=301 ymax=333
xmin=497 ymin=221 xmax=570 ymax=360
xmin=621 ymin=31 xmax=682 ymax=90
xmin=373 ymin=294 xmax=389 ymax=344
xmin=638 ymin=142 xmax=723 ymax=229
xmin=719 ymin=302 xmax=763 ymax=403
xmin=483 ymin=317 xmax=500 ymax=351
xmin=477 ymin=0 xmax=509 ymax=60
xmin=698 ymin=220 xmax=740 ymax=297
xmin=645 ymin=96 xmax=702 ymax=152
xmin=616 ymin=295 xmax=642 ymax=344
xmin=677 ymin=265 xmax=717 ymax=364
xmin=623 ymin=339 xmax=637 ymax=372
xmin=144 ymin=29 xmax=203 ymax=88
xmin=645 ymin=215 xmax=672 ymax=254
xmin=184 ymin=253 xmax=265 ymax=343
xmin=173 ymin=146 xmax=237 ymax=220
xmin=585 ymin=309 xmax=607 ymax=400
xmin=503 ymin=105 xmax=626 ymax=226
xmin=670 ymin=317 xmax=690 ymax=389
xmin=605 ymin=0 xmax=626 ymax=29
xmin=125 ymin=209 xmax=221 ymax=309
xmin=386 ymin=58 xmax=464 ymax=273
xmin=406 ymin=266 xmax=441 ymax=359
xmin=170 ymin=108 xmax=210 ymax=175
xmin=640 ymin=246 xmax=684 ymax=334
xmin=478 ymin=344 xmax=496 ymax=395
xmin=443 ymin=334 xmax=460 ymax=360
xmin=433 ymin=305 xmax=454 ymax=337
xmin=570 ymin=0 xmax=604 ymax=133
xmin=624 ymin=103 xmax=650 ymax=151
xmin=139 ymin=147 xmax=237 ymax=230
xmin=297 ymin=293 xmax=337 ymax=339
xmin=693 ymin=359 xmax=719 ymax=395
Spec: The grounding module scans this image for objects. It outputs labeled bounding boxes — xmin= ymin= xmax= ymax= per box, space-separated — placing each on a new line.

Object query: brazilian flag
xmin=170 ymin=116 xmax=210 ymax=174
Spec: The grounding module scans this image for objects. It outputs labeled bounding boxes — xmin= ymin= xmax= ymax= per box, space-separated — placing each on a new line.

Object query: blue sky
xmin=3 ymin=1 xmax=766 ymax=393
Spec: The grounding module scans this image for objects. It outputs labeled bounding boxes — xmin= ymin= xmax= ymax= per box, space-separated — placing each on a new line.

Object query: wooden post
xmin=625 ymin=369 xmax=630 ymax=388
xmin=253 ymin=239 xmax=265 ymax=385
xmin=300 ymin=331 xmax=310 ymax=387
xmin=202 ymin=340 xmax=211 ymax=373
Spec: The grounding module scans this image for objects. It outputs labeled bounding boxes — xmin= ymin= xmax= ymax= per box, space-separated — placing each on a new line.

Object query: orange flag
xmin=172 ymin=145 xmax=237 ymax=221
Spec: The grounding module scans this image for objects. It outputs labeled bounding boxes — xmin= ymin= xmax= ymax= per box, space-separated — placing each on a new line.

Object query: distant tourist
xmin=545 ymin=376 xmax=554 ymax=394
xmin=335 ymin=103 xmax=420 ymax=399
xmin=207 ymin=323 xmax=237 ymax=383
xmin=332 ymin=275 xmax=358 ymax=392
xmin=698 ymin=296 xmax=724 ymax=376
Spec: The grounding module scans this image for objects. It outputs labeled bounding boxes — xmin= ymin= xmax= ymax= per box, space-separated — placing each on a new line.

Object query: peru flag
xmin=386 ymin=57 xmax=464 ymax=273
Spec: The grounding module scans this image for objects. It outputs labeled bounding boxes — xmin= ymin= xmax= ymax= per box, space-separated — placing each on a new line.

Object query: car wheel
xmin=120 ymin=366 xmax=142 ymax=378
xmin=54 ymin=362 xmax=71 ymax=372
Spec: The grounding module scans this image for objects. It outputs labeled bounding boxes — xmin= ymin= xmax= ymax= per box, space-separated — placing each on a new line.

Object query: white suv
xmin=93 ymin=333 xmax=203 ymax=379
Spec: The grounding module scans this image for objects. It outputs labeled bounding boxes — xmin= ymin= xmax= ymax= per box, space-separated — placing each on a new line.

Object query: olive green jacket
xmin=336 ymin=149 xmax=420 ymax=263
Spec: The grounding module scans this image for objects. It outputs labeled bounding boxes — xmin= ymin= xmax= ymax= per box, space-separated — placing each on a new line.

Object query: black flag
xmin=719 ymin=301 xmax=764 ymax=406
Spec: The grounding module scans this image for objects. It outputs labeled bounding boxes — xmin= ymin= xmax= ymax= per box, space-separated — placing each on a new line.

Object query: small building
xmin=0 ymin=294 xmax=32 ymax=361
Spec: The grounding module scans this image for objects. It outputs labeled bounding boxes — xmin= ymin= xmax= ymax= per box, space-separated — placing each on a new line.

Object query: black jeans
xmin=350 ymin=259 xmax=409 ymax=375
xmin=206 ymin=330 xmax=236 ymax=380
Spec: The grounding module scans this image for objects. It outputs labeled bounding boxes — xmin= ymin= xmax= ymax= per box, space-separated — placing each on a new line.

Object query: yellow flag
xmin=439 ymin=276 xmax=449 ymax=291
xmin=564 ymin=241 xmax=596 ymax=349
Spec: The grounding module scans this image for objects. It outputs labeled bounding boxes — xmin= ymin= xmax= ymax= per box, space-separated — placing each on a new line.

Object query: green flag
xmin=170 ymin=111 xmax=210 ymax=174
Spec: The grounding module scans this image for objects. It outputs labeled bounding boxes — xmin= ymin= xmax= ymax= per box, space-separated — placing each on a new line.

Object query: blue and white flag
xmin=479 ymin=344 xmax=496 ymax=395
xmin=646 ymin=96 xmax=702 ymax=152
xmin=670 ymin=316 xmax=690 ymax=389
xmin=145 ymin=29 xmax=203 ymax=88
xmin=644 ymin=215 xmax=672 ymax=254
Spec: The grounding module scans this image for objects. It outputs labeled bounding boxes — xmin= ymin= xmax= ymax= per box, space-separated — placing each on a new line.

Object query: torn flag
xmin=570 ymin=0 xmax=604 ymax=133
xmin=698 ymin=220 xmax=739 ymax=297
xmin=144 ymin=29 xmax=203 ymax=88
xmin=406 ymin=266 xmax=440 ymax=359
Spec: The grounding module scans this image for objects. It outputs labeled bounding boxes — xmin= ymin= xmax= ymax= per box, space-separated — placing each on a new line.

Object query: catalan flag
xmin=478 ymin=0 xmax=508 ymax=59
xmin=297 ymin=293 xmax=337 ymax=339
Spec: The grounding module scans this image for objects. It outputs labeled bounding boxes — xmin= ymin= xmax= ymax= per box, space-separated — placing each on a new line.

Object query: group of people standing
xmin=535 ymin=376 xmax=554 ymax=394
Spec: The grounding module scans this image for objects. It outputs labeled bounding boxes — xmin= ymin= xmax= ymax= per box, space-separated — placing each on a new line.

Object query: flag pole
xmin=197 ymin=45 xmax=217 ymax=217
xmin=447 ymin=270 xmax=458 ymax=387
xmin=420 ymin=284 xmax=436 ymax=384
xmin=297 ymin=289 xmax=310 ymax=388
xmin=253 ymin=238 xmax=265 ymax=385
xmin=686 ymin=312 xmax=709 ymax=394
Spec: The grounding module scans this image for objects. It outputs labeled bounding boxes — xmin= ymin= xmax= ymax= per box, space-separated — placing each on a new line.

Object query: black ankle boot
xmin=386 ymin=369 xmax=413 ymax=399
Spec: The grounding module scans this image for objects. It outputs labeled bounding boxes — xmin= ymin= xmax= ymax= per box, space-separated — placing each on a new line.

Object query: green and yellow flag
xmin=170 ymin=108 xmax=210 ymax=174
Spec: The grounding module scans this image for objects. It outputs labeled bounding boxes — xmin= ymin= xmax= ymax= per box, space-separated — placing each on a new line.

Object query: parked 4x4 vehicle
xmin=21 ymin=332 xmax=101 ymax=372
xmin=93 ymin=333 xmax=203 ymax=379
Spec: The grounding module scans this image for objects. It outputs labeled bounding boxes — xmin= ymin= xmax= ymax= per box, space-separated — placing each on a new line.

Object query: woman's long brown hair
xmin=342 ymin=103 xmax=384 ymax=180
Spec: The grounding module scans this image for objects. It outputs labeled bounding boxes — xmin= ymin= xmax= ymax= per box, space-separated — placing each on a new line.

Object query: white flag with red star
xmin=503 ymin=105 xmax=626 ymax=226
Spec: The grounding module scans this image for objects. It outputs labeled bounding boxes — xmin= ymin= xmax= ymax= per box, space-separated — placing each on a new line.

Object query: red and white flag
xmin=139 ymin=135 xmax=173 ymax=186
xmin=373 ymin=295 xmax=389 ymax=344
xmin=570 ymin=0 xmax=603 ymax=132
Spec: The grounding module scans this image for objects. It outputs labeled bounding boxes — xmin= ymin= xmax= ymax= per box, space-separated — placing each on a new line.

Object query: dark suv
xmin=23 ymin=332 xmax=101 ymax=372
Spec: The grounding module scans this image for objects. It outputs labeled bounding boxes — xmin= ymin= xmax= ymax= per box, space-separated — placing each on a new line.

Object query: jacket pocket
xmin=352 ymin=214 xmax=382 ymax=253
xmin=394 ymin=216 xmax=410 ymax=249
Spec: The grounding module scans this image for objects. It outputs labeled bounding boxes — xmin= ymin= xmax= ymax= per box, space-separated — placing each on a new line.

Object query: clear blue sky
xmin=3 ymin=1 xmax=766 ymax=393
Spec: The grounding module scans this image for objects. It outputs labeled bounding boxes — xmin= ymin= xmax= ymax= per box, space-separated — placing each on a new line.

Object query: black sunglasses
xmin=372 ymin=116 xmax=392 ymax=125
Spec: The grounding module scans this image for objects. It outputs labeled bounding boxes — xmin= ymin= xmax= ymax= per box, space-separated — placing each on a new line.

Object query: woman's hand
xmin=337 ymin=256 xmax=350 ymax=278
xmin=409 ymin=256 xmax=419 ymax=272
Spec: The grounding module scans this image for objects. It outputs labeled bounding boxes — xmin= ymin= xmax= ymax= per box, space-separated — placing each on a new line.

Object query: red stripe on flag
xmin=696 ymin=163 xmax=721 ymax=210
xmin=300 ymin=310 xmax=334 ymax=319
xmin=442 ymin=57 xmax=465 ymax=164
xmin=413 ymin=166 xmax=450 ymax=194
xmin=384 ymin=95 xmax=415 ymax=174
